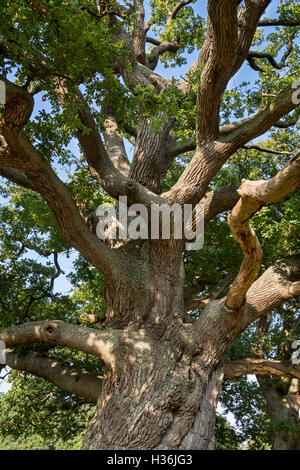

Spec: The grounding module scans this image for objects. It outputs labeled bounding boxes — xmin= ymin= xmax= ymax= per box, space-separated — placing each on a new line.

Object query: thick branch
xmin=85 ymin=184 xmax=240 ymax=236
xmin=55 ymin=82 xmax=128 ymax=199
xmin=3 ymin=350 xmax=102 ymax=402
xmin=0 ymin=320 xmax=118 ymax=369
xmin=167 ymin=0 xmax=193 ymax=25
xmin=196 ymin=1 xmax=238 ymax=141
xmin=146 ymin=37 xmax=160 ymax=46
xmin=221 ymin=86 xmax=299 ymax=149
xmin=132 ymin=0 xmax=146 ymax=64
xmin=185 ymin=275 xmax=233 ymax=311
xmin=0 ymin=166 xmax=36 ymax=190
xmin=274 ymin=117 xmax=298 ymax=128
xmin=166 ymin=137 xmax=295 ymax=160
xmin=201 ymin=185 xmax=240 ymax=225
xmin=224 ymin=358 xmax=300 ymax=380
xmin=258 ymin=18 xmax=300 ymax=27
xmin=56 ymin=83 xmax=161 ymax=205
xmin=247 ymin=32 xmax=295 ymax=72
xmin=164 ymin=3 xmax=277 ymax=205
xmin=113 ymin=24 xmax=169 ymax=92
xmin=165 ymin=137 xmax=196 ymax=160
xmin=226 ymin=152 xmax=300 ymax=311
xmin=245 ymin=254 xmax=300 ymax=326
xmin=129 ymin=115 xmax=175 ymax=193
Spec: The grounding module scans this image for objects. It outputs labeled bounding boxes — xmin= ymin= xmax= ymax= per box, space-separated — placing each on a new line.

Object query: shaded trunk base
xmin=81 ymin=368 xmax=223 ymax=450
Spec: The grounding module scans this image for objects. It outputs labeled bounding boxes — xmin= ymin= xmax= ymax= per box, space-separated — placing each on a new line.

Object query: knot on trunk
xmin=44 ymin=322 xmax=60 ymax=341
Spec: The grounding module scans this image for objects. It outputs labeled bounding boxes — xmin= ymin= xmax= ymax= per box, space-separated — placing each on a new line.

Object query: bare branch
xmin=274 ymin=118 xmax=298 ymax=128
xmin=83 ymin=184 xmax=240 ymax=237
xmin=0 ymin=78 xmax=127 ymax=275
xmin=164 ymin=136 xmax=295 ymax=161
xmin=0 ymin=320 xmax=118 ymax=369
xmin=224 ymin=358 xmax=300 ymax=380
xmin=246 ymin=54 xmax=264 ymax=72
xmin=165 ymin=137 xmax=196 ymax=160
xmin=226 ymin=153 xmax=300 ymax=311
xmin=237 ymin=151 xmax=300 ymax=205
xmin=258 ymin=18 xmax=300 ymax=27
xmin=55 ymin=82 xmax=161 ymax=206
xmin=146 ymin=37 xmax=160 ymax=46
xmin=201 ymin=185 xmax=240 ymax=225
xmin=163 ymin=3 xmax=278 ymax=205
xmin=0 ymin=166 xmax=36 ymax=190
xmin=129 ymin=115 xmax=175 ymax=193
xmin=113 ymin=24 xmax=170 ymax=92
xmin=55 ymin=82 xmax=127 ymax=199
xmin=3 ymin=350 xmax=102 ymax=402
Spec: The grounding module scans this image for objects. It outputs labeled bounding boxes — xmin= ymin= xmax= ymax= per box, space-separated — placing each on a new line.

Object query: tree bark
xmin=79 ymin=240 xmax=228 ymax=450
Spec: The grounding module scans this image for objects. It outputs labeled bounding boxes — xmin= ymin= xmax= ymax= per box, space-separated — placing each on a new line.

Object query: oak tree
xmin=0 ymin=0 xmax=300 ymax=450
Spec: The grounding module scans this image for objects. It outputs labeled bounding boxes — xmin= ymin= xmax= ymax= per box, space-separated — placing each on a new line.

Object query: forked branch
xmin=258 ymin=18 xmax=300 ymax=27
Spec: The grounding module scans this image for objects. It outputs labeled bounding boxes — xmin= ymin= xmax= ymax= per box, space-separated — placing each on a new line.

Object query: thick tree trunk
xmin=81 ymin=240 xmax=226 ymax=450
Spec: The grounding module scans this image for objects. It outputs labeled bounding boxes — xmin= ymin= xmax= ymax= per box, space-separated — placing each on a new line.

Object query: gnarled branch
xmin=245 ymin=254 xmax=300 ymax=326
xmin=147 ymin=42 xmax=179 ymax=70
xmin=224 ymin=358 xmax=300 ymax=380
xmin=0 ymin=78 xmax=123 ymax=276
xmin=0 ymin=320 xmax=118 ymax=369
xmin=3 ymin=350 xmax=102 ymax=402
